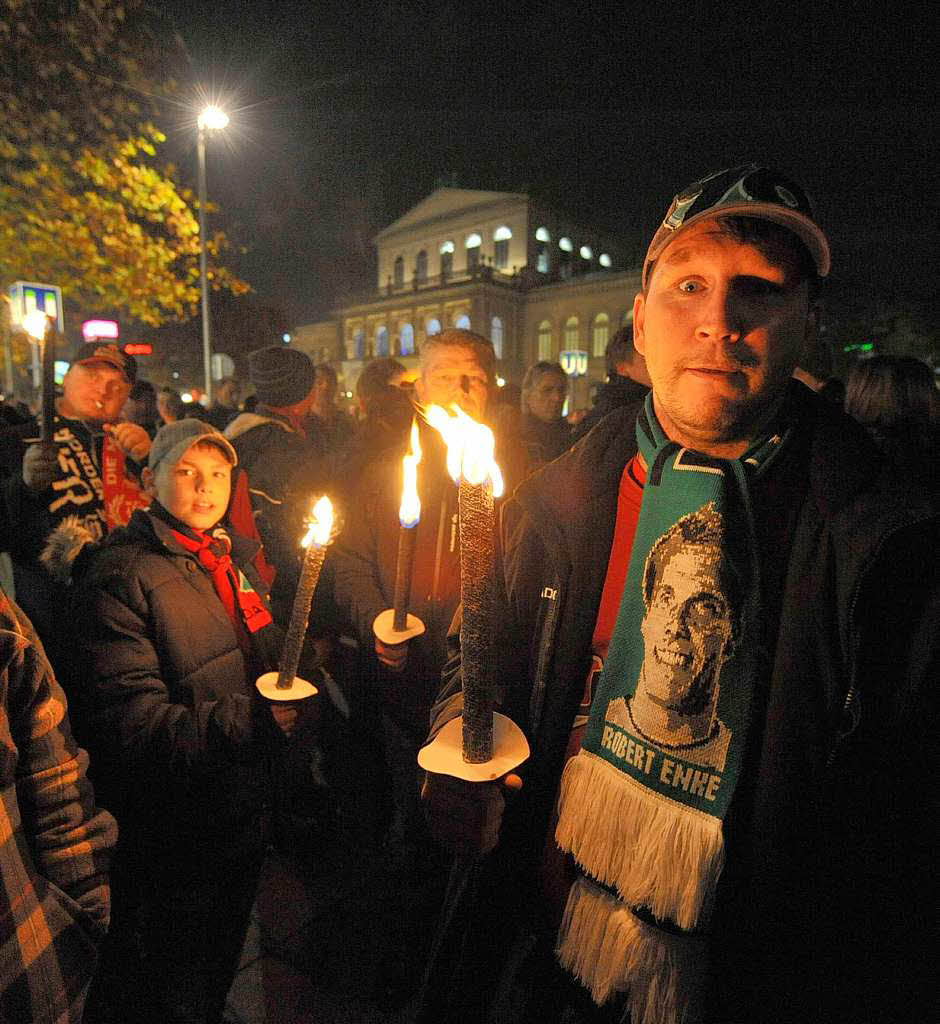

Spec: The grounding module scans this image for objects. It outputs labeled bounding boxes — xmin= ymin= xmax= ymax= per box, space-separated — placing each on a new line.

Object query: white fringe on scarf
xmin=555 ymin=750 xmax=724 ymax=931
xmin=557 ymin=875 xmax=708 ymax=1024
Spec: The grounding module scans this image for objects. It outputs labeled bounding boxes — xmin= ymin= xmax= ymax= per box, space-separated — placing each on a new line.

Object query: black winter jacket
xmin=65 ymin=509 xmax=287 ymax=879
xmin=429 ymin=383 xmax=938 ymax=1023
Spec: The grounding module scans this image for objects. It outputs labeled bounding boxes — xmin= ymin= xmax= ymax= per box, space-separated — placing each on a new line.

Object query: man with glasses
xmin=421 ymin=165 xmax=938 ymax=1024
xmin=0 ymin=342 xmax=150 ymax=666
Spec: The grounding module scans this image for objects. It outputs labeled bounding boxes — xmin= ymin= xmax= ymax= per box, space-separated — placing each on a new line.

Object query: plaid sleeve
xmin=1 ymin=592 xmax=118 ymax=1023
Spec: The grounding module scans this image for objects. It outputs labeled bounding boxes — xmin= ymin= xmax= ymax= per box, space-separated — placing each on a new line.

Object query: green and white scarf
xmin=555 ymin=394 xmax=790 ymax=1024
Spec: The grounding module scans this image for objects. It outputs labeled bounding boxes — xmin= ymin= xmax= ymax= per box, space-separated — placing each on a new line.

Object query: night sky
xmin=158 ymin=2 xmax=936 ymax=327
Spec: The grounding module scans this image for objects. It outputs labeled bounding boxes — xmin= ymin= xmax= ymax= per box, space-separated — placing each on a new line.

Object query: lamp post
xmin=196 ymin=105 xmax=229 ymax=405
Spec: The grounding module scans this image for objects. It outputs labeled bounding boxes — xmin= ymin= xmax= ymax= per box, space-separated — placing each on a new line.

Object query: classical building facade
xmin=293 ymin=188 xmax=642 ymax=407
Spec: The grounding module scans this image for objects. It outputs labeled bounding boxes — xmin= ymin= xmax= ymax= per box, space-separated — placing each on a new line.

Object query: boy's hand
xmin=375 ymin=637 xmax=409 ymax=672
xmin=22 ymin=443 xmax=59 ymax=492
xmin=105 ymin=422 xmax=151 ymax=461
xmin=270 ymin=702 xmax=299 ymax=737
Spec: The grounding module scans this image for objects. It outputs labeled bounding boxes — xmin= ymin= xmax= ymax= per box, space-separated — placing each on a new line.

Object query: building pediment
xmin=375 ymin=187 xmax=528 ymax=241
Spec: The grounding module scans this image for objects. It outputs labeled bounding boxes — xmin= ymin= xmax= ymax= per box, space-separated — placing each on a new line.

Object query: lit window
xmin=580 ymin=245 xmax=593 ymax=260
xmin=535 ymin=226 xmax=551 ymax=242
xmin=599 ymin=253 xmax=612 ymax=268
xmin=440 ymin=240 xmax=455 ymax=254
xmin=393 ymin=256 xmax=404 ymax=288
xmin=564 ymin=316 xmax=579 ymax=348
xmin=559 ymin=237 xmax=573 ymax=252
xmin=493 ymin=227 xmax=511 ymax=268
xmin=352 ymin=328 xmax=365 ymax=359
xmin=400 ymin=323 xmax=415 ymax=356
xmin=491 ymin=316 xmax=503 ymax=359
xmin=465 ymin=233 xmax=482 ymax=272
xmin=455 ymin=313 xmax=471 ymax=330
xmin=426 ymin=317 xmax=442 ymax=336
xmin=536 ymin=241 xmax=549 ymax=273
xmin=537 ymin=320 xmax=553 ymax=360
xmin=375 ymin=325 xmax=389 ymax=357
xmin=592 ymin=313 xmax=609 ymax=357
xmin=416 ymin=250 xmax=428 ymax=283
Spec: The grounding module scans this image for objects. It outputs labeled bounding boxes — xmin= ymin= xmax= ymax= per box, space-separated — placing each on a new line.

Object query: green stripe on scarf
xmin=555 ymin=393 xmax=791 ymax=1024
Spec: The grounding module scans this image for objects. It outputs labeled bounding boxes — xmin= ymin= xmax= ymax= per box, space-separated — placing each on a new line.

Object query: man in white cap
xmin=421 ymin=165 xmax=938 ymax=1024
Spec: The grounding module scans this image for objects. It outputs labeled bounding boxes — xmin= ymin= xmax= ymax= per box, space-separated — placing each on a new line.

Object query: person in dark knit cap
xmin=225 ymin=346 xmax=327 ymax=626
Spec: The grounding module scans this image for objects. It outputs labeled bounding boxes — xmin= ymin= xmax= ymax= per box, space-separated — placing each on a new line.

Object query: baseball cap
xmin=72 ymin=342 xmax=137 ymax=384
xmin=642 ymin=164 xmax=831 ymax=290
xmin=148 ymin=419 xmax=237 ymax=474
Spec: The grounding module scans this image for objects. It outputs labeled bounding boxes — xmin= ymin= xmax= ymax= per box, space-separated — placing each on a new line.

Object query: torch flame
xmin=399 ymin=419 xmax=422 ymax=527
xmin=301 ymin=495 xmax=334 ymax=549
xmin=424 ymin=404 xmax=503 ymax=498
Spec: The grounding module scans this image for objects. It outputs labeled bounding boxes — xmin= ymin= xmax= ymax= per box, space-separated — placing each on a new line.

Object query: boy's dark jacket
xmin=63 ymin=509 xmax=287 ymax=877
xmin=428 ymin=385 xmax=938 ymax=1023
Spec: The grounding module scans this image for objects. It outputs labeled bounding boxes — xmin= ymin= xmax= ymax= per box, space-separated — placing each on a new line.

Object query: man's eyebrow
xmin=660 ymin=247 xmax=696 ymax=268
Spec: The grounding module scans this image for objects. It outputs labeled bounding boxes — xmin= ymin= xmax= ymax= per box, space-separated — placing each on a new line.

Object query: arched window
xmin=580 ymin=245 xmax=593 ymax=261
xmin=415 ymin=250 xmax=428 ymax=284
xmin=599 ymin=253 xmax=612 ymax=268
xmin=564 ymin=316 xmax=579 ymax=348
xmin=592 ymin=313 xmax=610 ymax=357
xmin=400 ymin=323 xmax=415 ymax=356
xmin=393 ymin=256 xmax=404 ymax=288
xmin=535 ymin=226 xmax=551 ymax=242
xmin=465 ymin=232 xmax=482 ymax=272
xmin=493 ymin=225 xmax=512 ymax=268
xmin=558 ymin=237 xmax=573 ymax=253
xmin=491 ymin=316 xmax=503 ymax=359
xmin=375 ymin=325 xmax=389 ymax=357
xmin=440 ymin=240 xmax=454 ymax=280
xmin=455 ymin=313 xmax=471 ymax=330
xmin=352 ymin=328 xmax=365 ymax=359
xmin=426 ymin=317 xmax=442 ymax=337
xmin=537 ymin=320 xmax=553 ymax=361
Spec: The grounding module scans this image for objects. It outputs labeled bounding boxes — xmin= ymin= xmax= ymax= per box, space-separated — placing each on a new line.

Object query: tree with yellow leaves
xmin=0 ymin=0 xmax=249 ymax=328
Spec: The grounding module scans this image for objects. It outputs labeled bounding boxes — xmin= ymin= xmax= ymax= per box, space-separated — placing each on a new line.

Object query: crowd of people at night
xmin=1 ymin=163 xmax=936 ymax=1024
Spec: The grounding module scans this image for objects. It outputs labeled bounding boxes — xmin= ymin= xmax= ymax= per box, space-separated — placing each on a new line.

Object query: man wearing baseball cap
xmin=420 ymin=165 xmax=937 ymax=1023
xmin=0 ymin=341 xmax=152 ymax=667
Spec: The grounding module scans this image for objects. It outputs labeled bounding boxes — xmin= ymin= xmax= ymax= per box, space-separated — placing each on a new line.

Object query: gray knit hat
xmin=248 ymin=346 xmax=315 ymax=407
xmin=148 ymin=419 xmax=237 ymax=473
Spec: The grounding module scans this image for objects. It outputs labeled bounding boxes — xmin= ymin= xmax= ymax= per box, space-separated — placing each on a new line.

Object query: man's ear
xmin=141 ymin=465 xmax=156 ymax=497
xmin=413 ymin=375 xmax=427 ymax=405
xmin=632 ymin=293 xmax=646 ymax=357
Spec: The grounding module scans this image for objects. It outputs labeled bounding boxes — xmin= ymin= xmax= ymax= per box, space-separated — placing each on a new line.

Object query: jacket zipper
xmin=529 ymin=575 xmax=562 ymax=732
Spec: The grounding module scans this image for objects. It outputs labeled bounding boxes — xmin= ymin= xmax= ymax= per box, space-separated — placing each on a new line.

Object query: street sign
xmin=559 ymin=349 xmax=589 ymax=376
xmin=9 ymin=281 xmax=64 ymax=334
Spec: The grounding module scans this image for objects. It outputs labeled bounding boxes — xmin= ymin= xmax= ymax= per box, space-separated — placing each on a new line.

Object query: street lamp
xmin=196 ymin=104 xmax=229 ymax=404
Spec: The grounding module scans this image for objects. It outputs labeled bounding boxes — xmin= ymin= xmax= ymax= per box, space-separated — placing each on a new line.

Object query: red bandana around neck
xmin=170 ymin=526 xmax=273 ymax=637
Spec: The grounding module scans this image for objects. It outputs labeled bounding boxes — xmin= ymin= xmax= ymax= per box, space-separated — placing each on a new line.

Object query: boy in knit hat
xmin=58 ymin=419 xmax=310 ymax=1024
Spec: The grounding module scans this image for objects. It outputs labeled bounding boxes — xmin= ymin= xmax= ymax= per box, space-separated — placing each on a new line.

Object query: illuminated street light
xmin=22 ymin=309 xmax=51 ymax=342
xmin=197 ymin=105 xmax=229 ymax=404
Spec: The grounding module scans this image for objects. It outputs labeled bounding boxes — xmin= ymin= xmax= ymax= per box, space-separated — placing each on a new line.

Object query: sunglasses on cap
xmin=643 ymin=163 xmax=831 ymax=289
